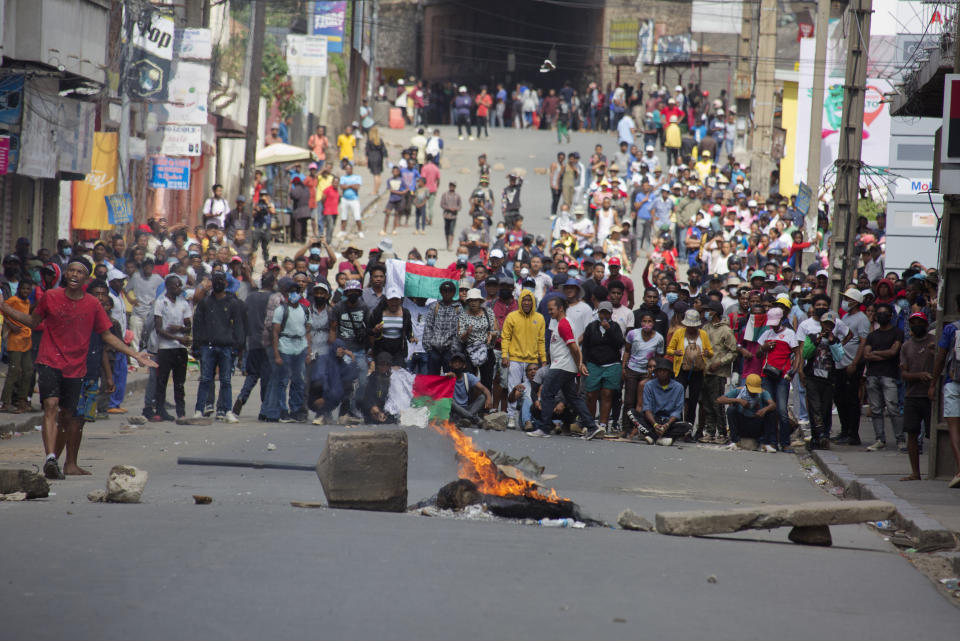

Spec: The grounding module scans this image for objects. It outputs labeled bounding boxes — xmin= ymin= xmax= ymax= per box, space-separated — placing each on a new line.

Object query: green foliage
xmin=858 ymin=198 xmax=884 ymax=221
xmin=261 ymin=39 xmax=304 ymax=119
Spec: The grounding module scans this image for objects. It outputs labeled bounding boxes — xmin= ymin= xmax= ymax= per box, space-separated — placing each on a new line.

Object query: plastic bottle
xmin=539 ymin=518 xmax=574 ymax=528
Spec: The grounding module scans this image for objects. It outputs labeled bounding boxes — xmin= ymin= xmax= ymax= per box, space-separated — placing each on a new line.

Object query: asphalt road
xmin=2 ymin=391 xmax=958 ymax=640
xmin=3 ymin=127 xmax=958 ymax=639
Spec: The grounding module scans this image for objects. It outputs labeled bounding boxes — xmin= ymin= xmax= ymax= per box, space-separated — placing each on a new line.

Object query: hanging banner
xmin=0 ymin=137 xmax=10 ymax=175
xmin=105 ymin=193 xmax=134 ymax=225
xmin=128 ymin=12 xmax=175 ymax=101
xmin=0 ymin=74 xmax=23 ymax=174
xmin=149 ymin=156 xmax=190 ymax=190
xmin=72 ymin=132 xmax=118 ymax=231
xmin=286 ymin=34 xmax=328 ymax=77
xmin=311 ymin=1 xmax=346 ymax=53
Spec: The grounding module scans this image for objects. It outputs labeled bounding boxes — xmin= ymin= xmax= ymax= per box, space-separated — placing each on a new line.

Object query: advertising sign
xmin=106 ymin=193 xmax=134 ymax=225
xmin=286 ymin=35 xmax=328 ymax=77
xmin=148 ymin=125 xmax=202 ymax=156
xmin=149 ymin=156 xmax=190 ymax=190
xmin=311 ymin=1 xmax=346 ymax=53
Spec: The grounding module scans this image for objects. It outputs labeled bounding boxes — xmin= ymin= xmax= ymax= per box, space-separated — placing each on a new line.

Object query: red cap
xmin=896 ymin=289 xmax=908 ymax=298
xmin=909 ymin=312 xmax=928 ymax=322
xmin=229 ymin=255 xmax=243 ymax=263
xmin=608 ymin=257 xmax=622 ymax=266
xmin=137 ymin=224 xmax=152 ymax=233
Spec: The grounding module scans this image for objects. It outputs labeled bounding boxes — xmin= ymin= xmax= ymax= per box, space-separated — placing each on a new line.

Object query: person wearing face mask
xmin=634 ymin=286 xmax=668 ymax=340
xmin=295 ymin=241 xmax=336 ymax=282
xmin=1 ymin=254 xmax=22 ymax=299
xmin=898 ymin=312 xmax=935 ymax=480
xmin=448 ymin=350 xmax=493 ymax=429
xmin=799 ymin=311 xmax=846 ymax=450
xmin=622 ymin=310 xmax=665 ymax=429
xmin=191 ymin=272 xmax=245 ymax=423
xmin=424 ymin=247 xmax=439 ymax=267
xmin=369 ymin=287 xmax=412 ymax=366
xmin=833 ymin=288 xmax=870 ymax=445
xmin=263 ymin=278 xmax=312 ymax=423
xmin=756 ymin=304 xmax=801 ymax=452
xmin=421 ymin=280 xmax=462 ymax=375
xmin=859 ymin=302 xmax=905 ymax=452
xmin=330 ymin=280 xmax=372 ymax=418
xmin=500 ymin=290 xmax=545 ymax=428
xmin=701 ymin=300 xmax=738 ymax=443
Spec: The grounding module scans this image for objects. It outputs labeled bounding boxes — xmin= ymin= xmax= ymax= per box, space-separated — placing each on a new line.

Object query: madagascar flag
xmin=386 ymin=259 xmax=459 ymax=300
xmin=411 ymin=375 xmax=455 ymax=420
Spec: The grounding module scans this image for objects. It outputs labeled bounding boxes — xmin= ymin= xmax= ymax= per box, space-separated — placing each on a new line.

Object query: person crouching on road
xmin=631 ymin=357 xmax=694 ymax=445
xmin=716 ymin=373 xmax=776 ymax=450
xmin=449 ymin=351 xmax=493 ymax=428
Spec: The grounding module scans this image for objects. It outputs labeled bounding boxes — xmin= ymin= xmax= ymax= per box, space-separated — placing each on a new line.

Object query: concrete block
xmin=618 ymin=509 xmax=654 ymax=532
xmin=0 ymin=469 xmax=49 ymax=499
xmin=316 ymin=429 xmax=408 ymax=512
xmin=106 ymin=465 xmax=148 ymax=503
xmin=655 ymin=500 xmax=896 ymax=536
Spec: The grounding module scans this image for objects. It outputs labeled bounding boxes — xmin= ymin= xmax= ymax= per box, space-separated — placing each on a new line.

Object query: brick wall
xmin=376 ymin=0 xmax=420 ymax=79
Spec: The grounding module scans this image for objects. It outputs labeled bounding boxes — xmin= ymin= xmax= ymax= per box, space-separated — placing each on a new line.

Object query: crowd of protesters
xmin=2 ymin=77 xmax=959 ymax=492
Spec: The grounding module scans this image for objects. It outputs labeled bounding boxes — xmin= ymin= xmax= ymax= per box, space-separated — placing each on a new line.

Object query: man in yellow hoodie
xmin=500 ymin=289 xmax=545 ymax=428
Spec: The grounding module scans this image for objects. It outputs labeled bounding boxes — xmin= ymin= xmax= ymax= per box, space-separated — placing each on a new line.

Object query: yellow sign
xmin=72 ymin=132 xmax=118 ymax=230
xmin=609 ymin=19 xmax=639 ymax=58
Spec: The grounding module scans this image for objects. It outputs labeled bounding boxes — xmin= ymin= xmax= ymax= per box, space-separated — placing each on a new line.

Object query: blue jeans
xmin=762 ymin=374 xmax=792 ymax=449
xmin=415 ymin=206 xmax=426 ymax=230
xmin=534 ymin=369 xmax=596 ymax=433
xmin=407 ymin=352 xmax=429 ymax=375
xmin=195 ymin=345 xmax=235 ymax=414
xmin=109 ymin=353 xmax=127 ymax=408
xmin=519 ymin=395 xmax=533 ymax=425
xmin=263 ymin=350 xmax=306 ymax=420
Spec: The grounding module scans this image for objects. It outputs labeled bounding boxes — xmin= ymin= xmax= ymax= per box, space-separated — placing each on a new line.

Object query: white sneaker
xmin=468 ymin=136 xmax=475 ymax=141
xmin=526 ymin=429 xmax=551 ymax=438
xmin=357 ymin=231 xmax=364 ymax=239
xmin=762 ymin=444 xmax=777 ymax=453
xmin=866 ymin=440 xmax=886 ymax=451
xmin=192 ymin=411 xmax=204 ymax=420
xmin=723 ymin=442 xmax=740 ymax=451
xmin=458 ymin=135 xmax=464 ymax=140
xmin=312 ymin=416 xmax=324 ymax=425
xmin=657 ymin=437 xmax=673 ymax=446
xmin=506 ymin=417 xmax=517 ymax=430
xmin=222 ymin=411 xmax=240 ymax=424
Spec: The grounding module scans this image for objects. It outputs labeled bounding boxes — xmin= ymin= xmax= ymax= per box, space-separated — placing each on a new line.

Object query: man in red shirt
xmin=0 ymin=258 xmax=157 ymax=479
xmin=602 ymin=257 xmax=635 ymax=307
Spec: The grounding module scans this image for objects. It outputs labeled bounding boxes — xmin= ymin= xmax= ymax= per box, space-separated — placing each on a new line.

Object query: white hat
xmin=733 ymin=184 xmax=745 ymax=193
xmin=816 ymin=269 xmax=829 ymax=278
xmin=489 ymin=248 xmax=504 ymax=258
xmin=458 ymin=85 xmax=467 ymax=92
xmin=107 ymin=268 xmax=126 ymax=281
xmin=385 ymin=286 xmax=403 ymax=300
xmin=747 ymin=199 xmax=758 ymax=207
xmin=645 ymin=145 xmax=655 ymax=151
xmin=668 ymin=98 xmax=676 ymax=105
xmin=681 ymin=309 xmax=702 ymax=327
xmin=843 ymin=287 xmax=864 ymax=303
xmin=675 ymin=85 xmax=683 ymax=92
xmin=711 ymin=204 xmax=722 ymax=213
xmin=465 ymin=288 xmax=484 ymax=301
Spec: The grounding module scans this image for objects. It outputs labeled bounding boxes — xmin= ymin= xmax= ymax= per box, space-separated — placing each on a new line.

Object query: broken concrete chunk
xmin=87 ymin=490 xmax=106 ymax=503
xmin=482 ymin=412 xmax=508 ymax=432
xmin=618 ymin=509 xmax=654 ymax=532
xmin=106 ymin=465 xmax=148 ymax=503
xmin=316 ymin=429 xmax=407 ymax=512
xmin=656 ymin=500 xmax=895 ymax=536
xmin=0 ymin=491 xmax=27 ymax=501
xmin=0 ymin=469 xmax=50 ymax=499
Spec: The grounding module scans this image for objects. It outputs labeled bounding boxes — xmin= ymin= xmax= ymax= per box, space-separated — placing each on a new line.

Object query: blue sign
xmin=149 ymin=157 xmax=190 ymax=190
xmin=311 ymin=1 xmax=346 ymax=53
xmin=796 ymin=181 xmax=812 ymax=215
xmin=105 ymin=193 xmax=133 ymax=225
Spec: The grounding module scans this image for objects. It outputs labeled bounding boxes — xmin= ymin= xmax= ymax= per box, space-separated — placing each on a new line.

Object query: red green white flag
xmin=411 ymin=374 xmax=455 ymax=420
xmin=385 ymin=259 xmax=459 ymax=300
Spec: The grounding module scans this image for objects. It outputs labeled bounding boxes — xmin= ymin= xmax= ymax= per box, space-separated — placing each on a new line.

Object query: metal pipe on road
xmin=177 ymin=456 xmax=315 ymax=472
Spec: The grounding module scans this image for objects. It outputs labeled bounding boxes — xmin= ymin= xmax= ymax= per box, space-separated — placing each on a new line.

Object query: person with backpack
xmin=263 ymin=277 xmax=312 ymax=423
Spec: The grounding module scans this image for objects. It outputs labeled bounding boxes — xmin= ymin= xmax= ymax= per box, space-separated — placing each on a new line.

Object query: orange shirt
xmin=4 ymin=296 xmax=31 ymax=352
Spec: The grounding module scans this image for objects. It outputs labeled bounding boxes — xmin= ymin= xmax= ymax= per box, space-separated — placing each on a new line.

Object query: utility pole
xmin=802 ymin=0 xmax=831 ymax=266
xmin=828 ymin=0 xmax=872 ymax=302
xmin=734 ymin=0 xmax=754 ymax=127
xmin=751 ymin=0 xmax=777 ymax=198
xmin=118 ymin=0 xmax=132 ymax=192
xmin=241 ymin=0 xmax=266 ymax=198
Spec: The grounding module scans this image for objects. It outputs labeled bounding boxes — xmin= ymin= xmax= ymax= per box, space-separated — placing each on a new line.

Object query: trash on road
xmin=193 ymin=495 xmax=213 ymax=505
xmin=266 ymin=443 xmax=277 ymax=451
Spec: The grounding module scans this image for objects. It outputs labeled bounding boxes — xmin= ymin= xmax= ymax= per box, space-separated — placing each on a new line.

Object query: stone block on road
xmin=0 ymin=469 xmax=49 ymax=499
xmin=106 ymin=465 xmax=148 ymax=503
xmin=316 ymin=429 xmax=408 ymax=512
xmin=655 ymin=500 xmax=895 ymax=536
xmin=618 ymin=509 xmax=654 ymax=532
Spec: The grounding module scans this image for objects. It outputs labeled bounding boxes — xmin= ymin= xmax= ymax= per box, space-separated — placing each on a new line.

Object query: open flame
xmin=430 ymin=420 xmax=562 ymax=502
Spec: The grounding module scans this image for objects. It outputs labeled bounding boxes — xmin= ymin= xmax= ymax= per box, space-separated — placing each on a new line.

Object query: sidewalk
xmin=807 ymin=415 xmax=960 ymax=549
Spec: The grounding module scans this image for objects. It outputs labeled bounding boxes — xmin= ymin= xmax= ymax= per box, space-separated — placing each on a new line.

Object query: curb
xmin=0 ymin=374 xmax=150 ymax=436
xmin=807 ymin=449 xmax=957 ymax=551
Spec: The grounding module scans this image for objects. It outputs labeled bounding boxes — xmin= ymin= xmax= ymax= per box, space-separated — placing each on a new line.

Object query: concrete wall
xmin=376 ymin=0 xmax=419 ymax=79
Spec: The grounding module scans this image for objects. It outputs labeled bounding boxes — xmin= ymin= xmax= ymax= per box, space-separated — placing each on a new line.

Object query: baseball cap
xmin=489 ymin=248 xmax=505 ymax=259
xmin=745 ymin=374 xmax=763 ymax=394
xmin=597 ymin=301 xmax=613 ymax=313
xmin=645 ymin=145 xmax=655 ymax=151
xmin=909 ymin=311 xmax=929 ymax=323
xmin=344 ymin=279 xmax=362 ymax=291
xmin=385 ymin=286 xmax=402 ymax=299
xmin=309 ymin=247 xmax=322 ymax=257
xmin=842 ymin=287 xmax=864 ymax=303
xmin=750 ymin=270 xmax=766 ymax=280
xmin=608 ymin=256 xmax=622 ymax=266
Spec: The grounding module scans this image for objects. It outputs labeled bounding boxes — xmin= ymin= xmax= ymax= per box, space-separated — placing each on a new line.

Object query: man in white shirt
xmin=563 ymin=278 xmax=593 ymax=339
xmin=617 ymin=113 xmax=636 ymax=147
xmin=202 ymin=184 xmax=229 ymax=229
xmin=152 ymin=275 xmax=193 ymax=420
xmin=571 ymin=206 xmax=595 ymax=245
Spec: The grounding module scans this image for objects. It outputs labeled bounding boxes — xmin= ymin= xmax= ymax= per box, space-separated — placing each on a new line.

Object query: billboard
xmin=311 ymin=1 xmax=346 ymax=53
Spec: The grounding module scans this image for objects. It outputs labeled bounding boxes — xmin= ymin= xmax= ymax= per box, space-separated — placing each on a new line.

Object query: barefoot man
xmin=0 ymin=258 xmax=157 ymax=479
